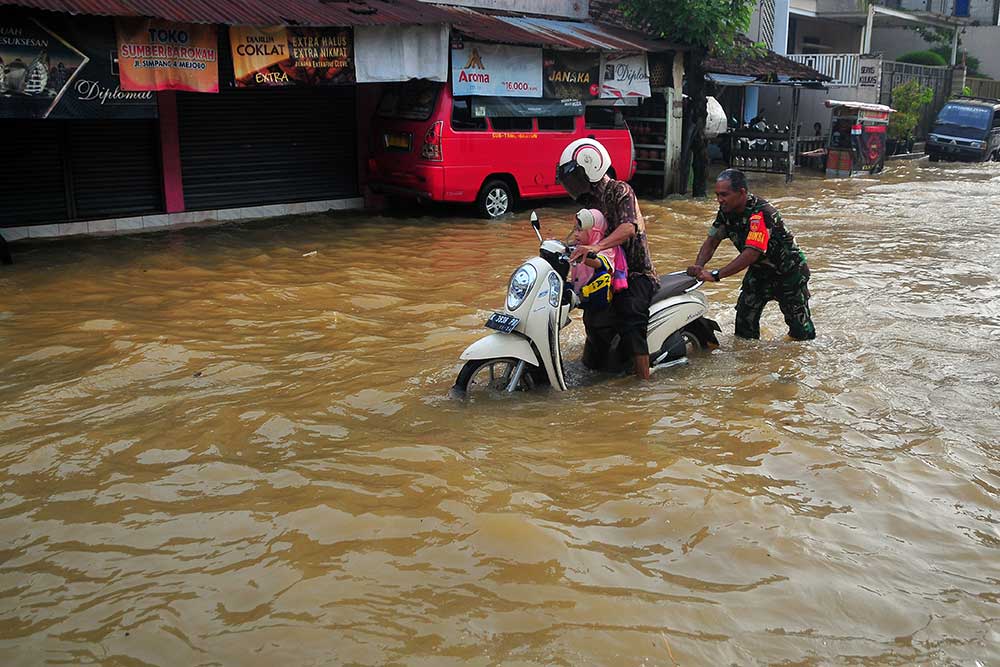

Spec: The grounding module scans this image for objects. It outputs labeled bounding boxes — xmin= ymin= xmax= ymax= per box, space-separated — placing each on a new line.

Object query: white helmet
xmin=558 ymin=138 xmax=612 ymax=183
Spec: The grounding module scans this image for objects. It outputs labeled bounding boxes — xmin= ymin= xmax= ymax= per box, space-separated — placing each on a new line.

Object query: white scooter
xmin=453 ymin=212 xmax=721 ymax=394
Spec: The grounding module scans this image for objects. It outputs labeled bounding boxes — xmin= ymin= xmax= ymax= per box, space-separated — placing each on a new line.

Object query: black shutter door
xmin=0 ymin=120 xmax=69 ymax=227
xmin=68 ymin=121 xmax=163 ymax=219
xmin=177 ymin=87 xmax=358 ymax=211
xmin=0 ymin=119 xmax=161 ymax=227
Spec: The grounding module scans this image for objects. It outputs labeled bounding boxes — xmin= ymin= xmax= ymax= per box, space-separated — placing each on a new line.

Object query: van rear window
xmin=377 ymin=81 xmax=442 ymax=121
xmin=451 ymin=98 xmax=487 ymax=131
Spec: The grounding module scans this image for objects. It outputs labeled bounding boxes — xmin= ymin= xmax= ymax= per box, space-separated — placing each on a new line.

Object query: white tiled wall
xmin=1 ymin=198 xmax=365 ymax=243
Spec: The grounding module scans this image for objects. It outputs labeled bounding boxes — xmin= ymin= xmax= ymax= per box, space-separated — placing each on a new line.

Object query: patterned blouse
xmin=581 ymin=178 xmax=657 ymax=280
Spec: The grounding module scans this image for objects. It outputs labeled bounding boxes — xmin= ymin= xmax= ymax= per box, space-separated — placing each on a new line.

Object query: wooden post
xmin=787 ymin=86 xmax=800 ymax=183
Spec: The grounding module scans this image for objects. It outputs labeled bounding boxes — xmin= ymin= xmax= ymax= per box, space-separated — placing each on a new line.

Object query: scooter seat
xmin=651 ymin=273 xmax=699 ymax=303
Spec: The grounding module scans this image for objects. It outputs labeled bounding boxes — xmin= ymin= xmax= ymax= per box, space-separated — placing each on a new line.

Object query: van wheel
xmin=928 ymin=154 xmax=939 ymax=162
xmin=477 ymin=180 xmax=513 ymax=219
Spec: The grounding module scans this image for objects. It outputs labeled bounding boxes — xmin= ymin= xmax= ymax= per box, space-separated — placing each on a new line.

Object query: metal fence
xmin=787 ymin=53 xmax=860 ymax=87
xmin=879 ymin=61 xmax=953 ymax=138
xmin=967 ymin=77 xmax=1000 ymax=100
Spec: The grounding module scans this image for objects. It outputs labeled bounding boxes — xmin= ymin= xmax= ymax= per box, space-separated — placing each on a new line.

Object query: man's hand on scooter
xmin=686 ymin=264 xmax=703 ymax=277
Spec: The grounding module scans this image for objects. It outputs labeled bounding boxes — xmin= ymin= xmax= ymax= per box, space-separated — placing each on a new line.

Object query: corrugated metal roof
xmin=0 ymin=0 xmax=454 ymax=26
xmin=436 ymin=5 xmax=679 ymax=52
xmin=703 ymin=35 xmax=831 ymax=83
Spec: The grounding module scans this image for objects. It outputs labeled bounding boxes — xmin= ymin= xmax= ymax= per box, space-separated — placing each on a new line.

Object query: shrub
xmin=888 ymin=80 xmax=934 ymax=142
xmin=897 ymin=50 xmax=948 ymax=67
xmin=929 ymin=46 xmax=984 ymax=77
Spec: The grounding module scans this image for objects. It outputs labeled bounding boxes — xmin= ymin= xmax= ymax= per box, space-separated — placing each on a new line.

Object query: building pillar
xmin=950 ymin=26 xmax=960 ymax=65
xmin=743 ymin=86 xmax=760 ymax=124
xmin=156 ymin=91 xmax=185 ymax=213
xmin=862 ymin=3 xmax=875 ymax=54
xmin=773 ymin=0 xmax=790 ymax=55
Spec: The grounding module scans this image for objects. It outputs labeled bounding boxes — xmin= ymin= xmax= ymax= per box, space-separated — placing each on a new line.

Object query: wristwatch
xmin=711 ymin=269 xmax=721 ymax=282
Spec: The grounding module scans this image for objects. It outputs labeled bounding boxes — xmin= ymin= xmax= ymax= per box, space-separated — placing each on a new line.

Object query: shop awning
xmin=0 ymin=0 xmax=456 ymax=26
xmin=433 ymin=5 xmax=681 ymax=52
xmin=707 ymin=73 xmax=756 ymax=86
xmin=825 ymin=100 xmax=896 ymax=113
xmin=703 ymin=35 xmax=831 ymax=85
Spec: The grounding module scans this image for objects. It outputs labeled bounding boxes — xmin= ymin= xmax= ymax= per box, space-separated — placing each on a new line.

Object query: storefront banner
xmin=599 ymin=52 xmax=650 ymax=99
xmin=355 ymin=24 xmax=447 ymax=83
xmin=230 ymin=26 xmax=354 ymax=87
xmin=451 ymin=41 xmax=541 ymax=98
xmin=0 ymin=11 xmax=155 ymax=118
xmin=116 ymin=19 xmax=218 ymax=93
xmin=471 ymin=96 xmax=583 ymax=118
xmin=543 ymin=50 xmax=599 ymax=99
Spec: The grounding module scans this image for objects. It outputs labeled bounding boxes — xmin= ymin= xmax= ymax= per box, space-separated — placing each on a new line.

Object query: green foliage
xmin=910 ymin=25 xmax=951 ymax=47
xmin=929 ymin=46 xmax=983 ymax=77
xmin=897 ymin=50 xmax=948 ymax=67
xmin=908 ymin=25 xmax=986 ymax=77
xmin=888 ymin=80 xmax=934 ymax=141
xmin=620 ymin=0 xmax=756 ymax=53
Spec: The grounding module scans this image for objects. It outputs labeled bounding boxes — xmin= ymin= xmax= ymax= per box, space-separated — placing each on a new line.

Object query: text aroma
xmin=458 ymin=70 xmax=489 ymax=83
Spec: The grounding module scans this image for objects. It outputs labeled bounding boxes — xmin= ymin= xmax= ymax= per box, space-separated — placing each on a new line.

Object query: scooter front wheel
xmin=453 ymin=357 xmax=537 ymax=395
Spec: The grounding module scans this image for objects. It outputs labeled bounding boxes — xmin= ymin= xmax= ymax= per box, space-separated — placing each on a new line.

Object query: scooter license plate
xmin=485 ymin=312 xmax=520 ymax=333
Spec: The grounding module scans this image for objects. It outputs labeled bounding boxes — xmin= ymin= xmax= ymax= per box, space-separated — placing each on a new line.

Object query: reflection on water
xmin=1 ymin=160 xmax=998 ymax=665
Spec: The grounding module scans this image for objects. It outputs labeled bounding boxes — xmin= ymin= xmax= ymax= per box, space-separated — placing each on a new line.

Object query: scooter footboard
xmin=459 ymin=333 xmax=538 ymax=365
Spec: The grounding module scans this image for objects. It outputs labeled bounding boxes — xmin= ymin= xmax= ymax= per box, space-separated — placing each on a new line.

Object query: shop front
xmin=0 ymin=10 xmax=164 ymax=230
xmin=1 ymin=0 xmax=453 ymax=243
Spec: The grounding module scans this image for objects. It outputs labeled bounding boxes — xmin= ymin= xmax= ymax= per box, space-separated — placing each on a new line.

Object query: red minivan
xmin=369 ymin=80 xmax=635 ymax=218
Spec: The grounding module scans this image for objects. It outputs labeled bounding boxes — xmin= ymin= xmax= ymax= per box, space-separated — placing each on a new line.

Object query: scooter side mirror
xmin=529 ymin=211 xmax=542 ymax=242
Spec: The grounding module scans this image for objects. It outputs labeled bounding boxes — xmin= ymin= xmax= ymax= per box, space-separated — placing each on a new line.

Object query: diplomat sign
xmin=0 ymin=9 xmax=156 ymax=119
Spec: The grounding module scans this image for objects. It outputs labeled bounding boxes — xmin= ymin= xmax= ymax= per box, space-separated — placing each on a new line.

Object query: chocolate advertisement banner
xmin=230 ymin=26 xmax=354 ymax=87
xmin=543 ymin=50 xmax=599 ymax=99
xmin=451 ymin=41 xmax=541 ymax=98
xmin=116 ymin=18 xmax=218 ymax=93
xmin=599 ymin=52 xmax=650 ymax=99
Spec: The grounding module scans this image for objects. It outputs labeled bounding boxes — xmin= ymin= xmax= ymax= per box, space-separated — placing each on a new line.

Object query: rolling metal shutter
xmin=176 ymin=87 xmax=358 ymax=211
xmin=0 ymin=120 xmax=162 ymax=227
xmin=68 ymin=121 xmax=163 ymax=220
xmin=0 ymin=121 xmax=68 ymax=227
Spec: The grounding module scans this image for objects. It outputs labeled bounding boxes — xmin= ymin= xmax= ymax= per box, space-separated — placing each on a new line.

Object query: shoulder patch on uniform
xmin=746 ymin=211 xmax=770 ymax=251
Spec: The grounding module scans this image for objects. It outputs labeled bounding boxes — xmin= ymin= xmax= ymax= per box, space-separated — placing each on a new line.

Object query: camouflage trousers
xmin=735 ymin=265 xmax=815 ymax=340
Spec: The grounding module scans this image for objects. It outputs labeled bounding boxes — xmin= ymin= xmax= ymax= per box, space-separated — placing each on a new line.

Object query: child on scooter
xmin=568 ymin=208 xmax=628 ymax=370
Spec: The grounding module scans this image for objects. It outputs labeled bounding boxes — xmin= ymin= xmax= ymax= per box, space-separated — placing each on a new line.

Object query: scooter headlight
xmin=507 ymin=264 xmax=537 ymax=311
xmin=547 ymin=272 xmax=561 ymax=307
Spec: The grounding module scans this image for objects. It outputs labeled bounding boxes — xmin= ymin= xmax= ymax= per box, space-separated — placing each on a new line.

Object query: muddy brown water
xmin=1 ymin=161 xmax=999 ymax=666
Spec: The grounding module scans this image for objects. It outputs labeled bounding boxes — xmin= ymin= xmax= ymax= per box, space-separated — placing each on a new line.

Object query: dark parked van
xmin=925 ymin=97 xmax=1000 ymax=162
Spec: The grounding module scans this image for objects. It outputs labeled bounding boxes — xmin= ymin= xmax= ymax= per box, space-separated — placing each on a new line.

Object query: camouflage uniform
xmin=710 ymin=194 xmax=815 ymax=340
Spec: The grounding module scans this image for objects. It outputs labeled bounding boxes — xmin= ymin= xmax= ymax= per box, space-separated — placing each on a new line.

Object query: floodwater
xmin=1 ymin=160 xmax=998 ymax=666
